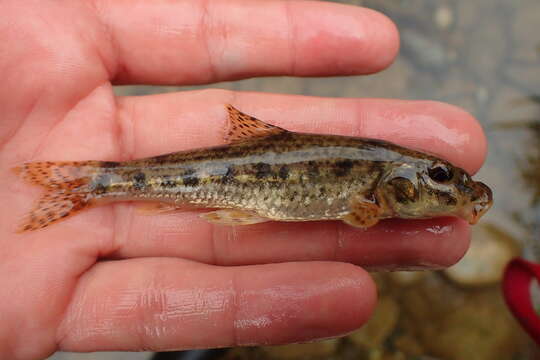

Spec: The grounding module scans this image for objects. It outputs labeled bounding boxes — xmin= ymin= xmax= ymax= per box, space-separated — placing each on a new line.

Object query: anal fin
xmin=136 ymin=202 xmax=202 ymax=215
xmin=200 ymin=209 xmax=269 ymax=226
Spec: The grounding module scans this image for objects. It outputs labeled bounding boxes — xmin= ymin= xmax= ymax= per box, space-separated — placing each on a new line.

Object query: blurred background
xmin=49 ymin=0 xmax=540 ymax=359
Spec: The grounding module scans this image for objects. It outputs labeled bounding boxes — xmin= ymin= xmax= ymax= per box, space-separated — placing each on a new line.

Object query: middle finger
xmin=109 ymin=90 xmax=481 ymax=267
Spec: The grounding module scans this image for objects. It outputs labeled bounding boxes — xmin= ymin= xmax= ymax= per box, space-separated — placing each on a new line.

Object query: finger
xmin=112 ymin=207 xmax=469 ymax=269
xmin=109 ymin=90 xmax=482 ymax=266
xmin=57 ymin=259 xmax=375 ymax=351
xmin=93 ymin=0 xmax=399 ymax=84
xmin=116 ymin=90 xmax=486 ymax=174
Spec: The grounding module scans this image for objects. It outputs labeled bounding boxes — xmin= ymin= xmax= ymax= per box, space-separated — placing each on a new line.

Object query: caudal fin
xmin=13 ymin=161 xmax=105 ymax=232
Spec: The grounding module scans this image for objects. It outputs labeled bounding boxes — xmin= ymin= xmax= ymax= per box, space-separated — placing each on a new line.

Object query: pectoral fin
xmin=342 ymin=194 xmax=383 ymax=228
xmin=200 ymin=209 xmax=270 ymax=226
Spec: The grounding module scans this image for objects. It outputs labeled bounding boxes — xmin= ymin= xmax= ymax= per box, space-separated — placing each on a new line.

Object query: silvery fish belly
xmin=13 ymin=105 xmax=493 ymax=232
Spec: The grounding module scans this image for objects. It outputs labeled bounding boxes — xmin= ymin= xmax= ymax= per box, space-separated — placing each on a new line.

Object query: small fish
xmin=13 ymin=105 xmax=492 ymax=232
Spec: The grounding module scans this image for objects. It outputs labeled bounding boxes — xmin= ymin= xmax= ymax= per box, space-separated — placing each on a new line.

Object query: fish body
xmin=14 ymin=105 xmax=493 ymax=232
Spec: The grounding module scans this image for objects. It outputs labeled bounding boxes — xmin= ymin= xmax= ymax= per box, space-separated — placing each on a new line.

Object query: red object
xmin=503 ymin=257 xmax=540 ymax=345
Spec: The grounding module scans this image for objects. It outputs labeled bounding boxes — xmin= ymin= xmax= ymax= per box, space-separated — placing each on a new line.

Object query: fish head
xmin=380 ymin=160 xmax=492 ymax=224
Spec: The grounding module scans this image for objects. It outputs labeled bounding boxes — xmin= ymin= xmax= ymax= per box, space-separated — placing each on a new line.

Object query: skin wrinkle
xmin=199 ymin=0 xmax=219 ymax=83
xmin=284 ymin=1 xmax=297 ymax=76
xmin=50 ymin=179 xmax=119 ymax=349
xmin=217 ymin=225 xmax=240 ymax=266
xmin=138 ymin=287 xmax=167 ymax=351
xmin=55 ymin=262 xmax=100 ymax=350
xmin=0 ymin=81 xmax=44 ymax=151
xmin=210 ymin=226 xmax=222 ymax=266
xmin=106 ymin=83 xmax=125 ymax=158
xmin=111 ymin=203 xmax=133 ymax=257
xmin=48 ymin=84 xmax=119 ymax=351
xmin=109 ymin=96 xmax=137 ymax=255
xmin=14 ymin=7 xmax=117 ymax=159
xmin=119 ymin=97 xmax=139 ymax=161
xmin=86 ymin=0 xmax=119 ymax=82
xmin=28 ymin=79 xmax=110 ymax=160
xmin=97 ymin=270 xmax=237 ymax=350
xmin=27 ymin=104 xmax=64 ymax=161
xmin=231 ymin=269 xmax=367 ymax=345
xmin=0 ymin=89 xmax=40 ymax=152
xmin=334 ymin=222 xmax=346 ymax=261
xmin=90 ymin=0 xmax=131 ymax=83
xmin=126 ymin=289 xmax=150 ymax=351
xmin=229 ymin=269 xmax=240 ymax=347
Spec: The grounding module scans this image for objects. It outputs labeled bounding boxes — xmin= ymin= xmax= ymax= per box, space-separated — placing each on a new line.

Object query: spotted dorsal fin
xmin=225 ymin=104 xmax=287 ymax=143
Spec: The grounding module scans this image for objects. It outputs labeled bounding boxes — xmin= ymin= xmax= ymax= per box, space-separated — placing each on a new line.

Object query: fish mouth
xmin=465 ymin=181 xmax=493 ymax=225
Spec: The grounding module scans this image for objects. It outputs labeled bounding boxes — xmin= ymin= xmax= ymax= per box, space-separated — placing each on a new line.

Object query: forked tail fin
xmin=13 ymin=161 xmax=106 ymax=232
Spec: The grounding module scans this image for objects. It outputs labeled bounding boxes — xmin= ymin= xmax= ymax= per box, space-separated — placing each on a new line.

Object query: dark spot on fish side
xmin=289 ymin=190 xmax=298 ymax=202
xmin=133 ymin=172 xmax=145 ymax=182
xmin=133 ymin=172 xmax=146 ymax=190
xmin=93 ymin=182 xmax=107 ymax=194
xmin=278 ymin=165 xmax=289 ymax=180
xmin=183 ymin=176 xmax=200 ymax=187
xmin=307 ymin=161 xmax=321 ymax=178
xmin=92 ymin=173 xmax=112 ymax=194
xmin=334 ymin=159 xmax=354 ymax=177
xmin=222 ymin=166 xmax=236 ymax=184
xmin=255 ymin=162 xmax=272 ymax=179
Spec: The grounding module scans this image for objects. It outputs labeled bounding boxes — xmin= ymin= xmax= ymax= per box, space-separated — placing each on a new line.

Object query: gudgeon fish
xmin=13 ymin=105 xmax=492 ymax=232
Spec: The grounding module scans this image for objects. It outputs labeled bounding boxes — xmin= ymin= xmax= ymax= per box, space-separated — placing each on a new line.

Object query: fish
xmin=13 ymin=105 xmax=493 ymax=232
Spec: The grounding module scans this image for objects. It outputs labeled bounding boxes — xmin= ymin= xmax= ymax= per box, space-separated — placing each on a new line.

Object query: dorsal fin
xmin=225 ymin=104 xmax=287 ymax=143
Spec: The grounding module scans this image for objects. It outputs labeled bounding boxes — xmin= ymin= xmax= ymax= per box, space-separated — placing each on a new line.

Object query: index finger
xmin=108 ymin=92 xmax=483 ymax=265
xmin=93 ymin=0 xmax=399 ymax=84
xmin=116 ymin=91 xmax=487 ymax=174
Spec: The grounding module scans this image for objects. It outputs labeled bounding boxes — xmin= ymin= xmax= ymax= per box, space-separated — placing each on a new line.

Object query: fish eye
xmin=428 ymin=164 xmax=453 ymax=183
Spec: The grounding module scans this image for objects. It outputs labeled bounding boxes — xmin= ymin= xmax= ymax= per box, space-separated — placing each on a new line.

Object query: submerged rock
xmin=259 ymin=339 xmax=339 ymax=360
xmin=444 ymin=223 xmax=520 ymax=286
xmin=348 ymin=296 xmax=400 ymax=349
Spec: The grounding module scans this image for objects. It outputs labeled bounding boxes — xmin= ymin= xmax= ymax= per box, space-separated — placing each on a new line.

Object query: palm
xmin=0 ymin=1 xmax=486 ymax=359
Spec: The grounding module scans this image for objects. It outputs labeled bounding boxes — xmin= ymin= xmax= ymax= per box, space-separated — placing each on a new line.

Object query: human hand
xmin=0 ymin=1 xmax=486 ymax=359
